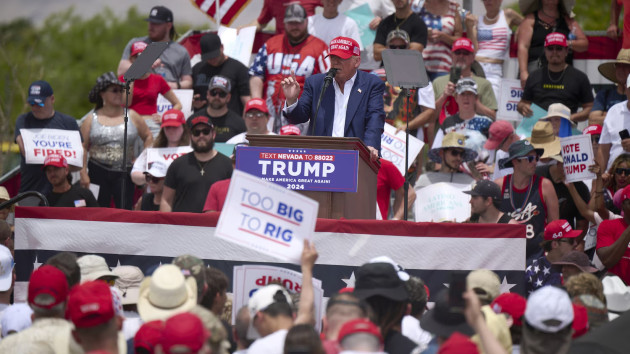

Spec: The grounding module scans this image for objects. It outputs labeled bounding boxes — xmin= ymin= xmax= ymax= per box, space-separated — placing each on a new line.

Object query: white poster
xmin=146 ymin=146 xmax=193 ymax=170
xmin=381 ymin=123 xmax=425 ymax=176
xmin=560 ymin=135 xmax=596 ymax=183
xmin=20 ymin=128 xmax=83 ymax=167
xmin=216 ymin=170 xmax=319 ymax=263
xmin=218 ymin=26 xmax=256 ymax=67
xmin=497 ymin=79 xmax=522 ymax=121
xmin=157 ymin=89 xmax=194 ymax=118
xmin=414 ymin=182 xmax=472 ymax=222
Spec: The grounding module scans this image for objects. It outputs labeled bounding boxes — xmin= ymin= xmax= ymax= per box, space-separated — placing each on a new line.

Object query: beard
xmin=192 ymin=137 xmax=214 ymax=153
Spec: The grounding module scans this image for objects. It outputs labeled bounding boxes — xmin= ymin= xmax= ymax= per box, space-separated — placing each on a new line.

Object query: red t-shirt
xmin=257 ymin=0 xmax=322 ymax=34
xmin=119 ymin=74 xmax=171 ymax=115
xmin=203 ymin=178 xmax=231 ymax=212
xmin=377 ymin=159 xmax=405 ymax=220
xmin=596 ymin=218 xmax=630 ymax=284
xmin=620 ymin=0 xmax=630 ymax=48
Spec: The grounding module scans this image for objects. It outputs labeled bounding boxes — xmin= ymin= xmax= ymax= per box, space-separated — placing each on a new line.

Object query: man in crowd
xmin=598 ymin=73 xmax=630 ymax=170
xmin=590 ymin=48 xmax=630 ymax=126
xmin=321 ymin=291 xmax=367 ymax=352
xmin=14 ymin=80 xmax=81 ymax=201
xmin=596 ymin=184 xmax=630 ymax=285
xmin=526 ymin=219 xmax=580 ymax=294
xmin=373 ymin=0 xmax=427 ymax=62
xmin=0 ymin=245 xmax=13 ymax=318
xmin=187 ymin=75 xmax=246 ymax=142
xmin=248 ymin=0 xmax=321 ymax=34
xmin=416 ymin=132 xmax=476 ymax=190
xmin=161 ymin=116 xmax=233 ymax=212
xmin=484 ymin=121 xmax=521 ymax=180
xmin=227 ymin=98 xmax=276 ymax=145
xmin=337 ymin=318 xmax=384 ymax=353
xmin=43 ymin=154 xmax=98 ymax=208
xmin=282 ymin=36 xmax=384 ymax=160
xmin=495 ymin=140 xmax=559 ymax=260
xmin=308 ymin=0 xmax=361 ymax=47
xmin=192 ymin=33 xmax=251 ymax=114
xmin=401 ymin=276 xmax=432 ymax=348
xmin=250 ymin=4 xmax=330 ymax=133
xmin=160 ymin=313 xmax=212 ymax=354
xmin=522 ymin=286 xmax=574 ymax=353
xmin=517 ymin=32 xmax=593 ymax=123
xmin=464 ymin=180 xmax=516 ymax=224
xmin=117 ymin=6 xmax=192 ymax=89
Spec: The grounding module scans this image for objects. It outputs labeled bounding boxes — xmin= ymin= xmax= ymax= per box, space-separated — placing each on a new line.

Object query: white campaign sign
xmin=216 ymin=170 xmax=319 ymax=263
xmin=497 ymin=79 xmax=522 ymax=121
xmin=146 ymin=146 xmax=193 ymax=170
xmin=218 ymin=26 xmax=257 ymax=67
xmin=414 ymin=182 xmax=472 ymax=222
xmin=157 ymin=89 xmax=193 ymax=118
xmin=380 ymin=123 xmax=425 ymax=176
xmin=20 ymin=128 xmax=83 ymax=167
xmin=560 ymin=135 xmax=596 ymax=183
xmin=232 ymin=265 xmax=323 ymax=330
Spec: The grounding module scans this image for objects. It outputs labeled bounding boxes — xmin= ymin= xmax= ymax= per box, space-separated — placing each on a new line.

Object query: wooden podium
xmin=246 ymin=135 xmax=380 ymax=220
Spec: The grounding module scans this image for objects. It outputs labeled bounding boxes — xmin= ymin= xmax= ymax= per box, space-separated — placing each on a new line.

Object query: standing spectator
xmin=112 ymin=265 xmax=144 ymax=340
xmin=401 ymin=276 xmax=432 ymax=349
xmin=284 ymin=324 xmax=326 ymax=354
xmin=521 ymin=286 xmax=573 ymax=354
xmin=14 ymin=80 xmax=81 ymax=199
xmin=337 ymin=318 xmax=384 ymax=353
xmin=590 ymin=49 xmax=630 ymax=126
xmin=308 ymin=0 xmax=361 ymax=48
xmin=373 ymin=0 xmax=428 ymax=62
xmin=495 ymin=140 xmax=559 ymax=260
xmin=597 ymin=74 xmax=630 ymax=171
xmin=227 ymin=98 xmax=276 ymax=145
xmin=526 ymin=220 xmax=580 ymax=294
xmin=80 ymin=71 xmax=153 ymax=209
xmin=117 ymin=6 xmax=193 ymax=89
xmin=46 ymin=251 xmax=81 ymax=289
xmin=321 ymin=292 xmax=367 ymax=353
xmin=551 ymin=251 xmax=598 ymax=281
xmin=43 ymin=154 xmax=98 ymax=208
xmin=249 ymin=4 xmax=330 ymax=133
xmin=414 ymin=0 xmax=463 ymax=80
xmin=188 ymin=75 xmax=246 ymax=142
xmin=608 ymin=0 xmax=630 ymax=46
xmin=134 ymin=320 xmax=164 ymax=354
xmin=596 ymin=184 xmax=630 ymax=285
xmin=0 ymin=245 xmax=13 ymax=318
xmin=377 ymin=158 xmax=416 ymax=220
xmin=233 ymin=307 xmax=254 ymax=354
xmin=484 ymin=121 xmax=520 ymax=181
xmin=421 ymin=289 xmax=474 ymax=348
xmin=517 ymin=32 xmax=593 ymax=124
xmin=416 ymin=132 xmax=477 ymax=190
xmin=248 ymin=0 xmax=322 ymax=34
xmin=192 ymin=33 xmax=251 ymax=114
xmin=77 ymin=255 xmax=119 ymax=284
xmin=161 ymin=116 xmax=233 ymax=213
xmin=464 ymin=180 xmax=516 ymax=224
xmin=135 ymin=161 xmax=168 ymax=211
xmin=159 ymin=313 xmax=211 ymax=354
xmin=490 ymin=293 xmax=526 ymax=352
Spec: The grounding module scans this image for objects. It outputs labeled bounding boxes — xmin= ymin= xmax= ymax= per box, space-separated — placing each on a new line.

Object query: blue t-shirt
xmin=593 ymin=87 xmax=626 ymax=112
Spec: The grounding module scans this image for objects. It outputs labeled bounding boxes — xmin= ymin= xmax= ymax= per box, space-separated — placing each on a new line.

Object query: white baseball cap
xmin=524 ymin=286 xmax=574 ymax=333
xmin=0 ymin=245 xmax=14 ymax=291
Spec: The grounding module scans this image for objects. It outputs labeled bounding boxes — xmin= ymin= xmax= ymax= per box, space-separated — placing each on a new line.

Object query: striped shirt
xmin=476 ymin=10 xmax=511 ymax=60
xmin=417 ymin=1 xmax=459 ymax=74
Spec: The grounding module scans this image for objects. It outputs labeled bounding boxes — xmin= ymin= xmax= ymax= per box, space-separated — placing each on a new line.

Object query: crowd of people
xmin=3 ymin=0 xmax=630 ymax=352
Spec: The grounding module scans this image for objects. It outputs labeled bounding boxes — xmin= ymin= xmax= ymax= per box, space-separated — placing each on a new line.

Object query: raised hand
xmin=281 ymin=70 xmax=301 ymax=106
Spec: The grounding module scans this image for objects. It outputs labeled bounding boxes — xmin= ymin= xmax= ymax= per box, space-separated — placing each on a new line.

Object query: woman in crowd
xmin=466 ymin=0 xmax=523 ymax=99
xmin=80 ymin=72 xmax=153 ymax=209
xmin=603 ymin=154 xmax=630 ymax=215
xmin=414 ymin=0 xmax=463 ymax=80
xmin=134 ymin=161 xmax=168 ymax=212
xmin=517 ymin=0 xmax=588 ymax=86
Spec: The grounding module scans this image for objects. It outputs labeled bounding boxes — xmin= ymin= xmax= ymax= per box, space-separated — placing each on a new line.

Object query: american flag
xmin=478 ymin=28 xmax=509 ymax=51
xmin=193 ymin=0 xmax=251 ymax=26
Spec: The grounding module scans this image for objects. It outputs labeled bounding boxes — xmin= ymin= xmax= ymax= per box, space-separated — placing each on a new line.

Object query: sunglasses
xmin=107 ymin=87 xmax=123 ymax=94
xmin=245 ymin=112 xmax=267 ymax=119
xmin=447 ymin=149 xmax=466 ymax=157
xmin=389 ymin=45 xmax=408 ymax=49
xmin=516 ymin=155 xmax=540 ymax=163
xmin=615 ymin=168 xmax=630 ymax=176
xmin=192 ymin=128 xmax=212 ymax=137
xmin=545 ymin=45 xmax=565 ymax=52
xmin=145 ymin=175 xmax=164 ymax=184
xmin=209 ymin=89 xmax=228 ymax=98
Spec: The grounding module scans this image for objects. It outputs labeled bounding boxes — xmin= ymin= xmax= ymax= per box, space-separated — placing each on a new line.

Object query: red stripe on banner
xmin=15 ymin=207 xmax=525 ymax=239
xmin=222 ymin=0 xmax=251 ymax=25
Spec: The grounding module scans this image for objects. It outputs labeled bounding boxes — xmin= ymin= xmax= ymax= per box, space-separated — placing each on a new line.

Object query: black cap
xmin=284 ymin=3 xmax=307 ymax=23
xmin=145 ymin=6 xmax=173 ymax=23
xmin=463 ymin=180 xmax=501 ymax=200
xmin=421 ymin=289 xmax=475 ymax=338
xmin=353 ymin=263 xmax=408 ymax=302
xmin=200 ymin=33 xmax=222 ymax=61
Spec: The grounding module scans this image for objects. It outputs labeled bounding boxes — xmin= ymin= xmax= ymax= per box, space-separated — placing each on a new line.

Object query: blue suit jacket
xmin=285 ymin=70 xmax=386 ymax=150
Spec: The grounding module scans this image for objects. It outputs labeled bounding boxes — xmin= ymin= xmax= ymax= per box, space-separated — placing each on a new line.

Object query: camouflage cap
xmin=173 ymin=255 xmax=206 ymax=299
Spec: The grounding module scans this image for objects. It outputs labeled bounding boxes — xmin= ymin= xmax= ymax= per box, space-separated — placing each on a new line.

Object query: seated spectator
xmin=337 ymin=318 xmax=385 ymax=353
xmin=373 ymin=0 xmax=428 ymax=62
xmin=596 ymin=185 xmax=630 ymax=285
xmin=321 ymin=291 xmax=367 ymax=353
xmin=416 ymin=132 xmax=477 ymax=190
xmin=0 ymin=187 xmax=13 ymax=224
xmin=248 ymin=0 xmax=322 ymax=34
xmin=600 ymin=155 xmax=630 ymax=215
xmin=135 ymin=161 xmax=168 ymax=211
xmin=539 ymin=103 xmax=574 ymax=138
xmin=517 ymin=33 xmax=593 ymax=124
xmin=308 ymin=0 xmax=361 ymax=48
xmin=464 ymin=180 xmax=517 ymax=224
xmin=159 ymin=313 xmax=211 ymax=354
xmin=490 ymin=293 xmax=526 ymax=351
xmin=284 ymin=324 xmax=325 ymax=354
xmin=43 ymin=154 xmax=98 ymax=208
xmin=590 ymin=49 xmax=630 ymax=126
xmin=77 ymin=254 xmax=119 ymax=284
xmin=377 ymin=158 xmax=416 ymax=220
xmin=227 ymin=98 xmax=276 ymax=145
xmin=521 ymin=286 xmax=573 ymax=354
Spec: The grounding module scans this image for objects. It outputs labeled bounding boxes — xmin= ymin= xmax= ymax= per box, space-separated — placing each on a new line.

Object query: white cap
xmin=0 ymin=245 xmax=13 ymax=291
xmin=369 ymin=256 xmax=410 ymax=281
xmin=524 ymin=286 xmax=574 ymax=333
xmin=602 ymin=275 xmax=630 ymax=312
xmin=146 ymin=161 xmax=169 ymax=178
xmin=247 ymin=284 xmax=293 ymax=339
xmin=0 ymin=303 xmax=33 ymax=337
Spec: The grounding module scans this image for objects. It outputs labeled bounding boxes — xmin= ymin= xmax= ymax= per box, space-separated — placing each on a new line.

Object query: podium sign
xmin=236 ymin=146 xmax=359 ymax=192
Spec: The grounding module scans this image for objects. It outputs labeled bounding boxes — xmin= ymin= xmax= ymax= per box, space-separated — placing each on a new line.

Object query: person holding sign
xmin=43 ymin=154 xmax=98 ymax=208
xmin=14 ymin=80 xmax=81 ymax=199
xmin=282 ymin=36 xmax=385 ymax=160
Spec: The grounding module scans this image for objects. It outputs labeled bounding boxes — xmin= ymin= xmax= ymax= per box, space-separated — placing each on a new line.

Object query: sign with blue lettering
xmin=235 ymin=146 xmax=360 ymax=193
xmin=560 ymin=134 xmax=596 ymax=183
xmin=215 ymin=170 xmax=319 ymax=263
xmin=497 ymin=79 xmax=522 ymax=121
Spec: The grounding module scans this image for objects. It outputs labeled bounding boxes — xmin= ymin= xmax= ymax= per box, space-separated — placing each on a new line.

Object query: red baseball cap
xmin=280 ymin=125 xmax=301 ymax=136
xmin=134 ymin=320 xmax=165 ymax=352
xmin=161 ymin=109 xmax=186 ymax=128
xmin=572 ymin=303 xmax=589 ymax=338
xmin=545 ymin=32 xmax=567 ymax=47
xmin=438 ymin=332 xmax=479 ymax=354
xmin=544 ymin=219 xmax=582 ymax=241
xmin=338 ymin=318 xmax=383 ymax=344
xmin=491 ymin=293 xmax=526 ymax=327
xmin=131 ymin=41 xmax=148 ymax=57
xmin=582 ymin=124 xmax=603 ymax=136
xmin=327 ymin=37 xmax=361 ymax=59
xmin=161 ymin=312 xmax=210 ymax=354
xmin=43 ymin=154 xmax=68 ymax=169
xmin=189 ymin=115 xmax=214 ymax=129
xmin=28 ymin=265 xmax=69 ymax=309
xmin=452 ymin=37 xmax=474 ymax=52
xmin=66 ymin=281 xmax=115 ymax=328
xmin=620 ymin=185 xmax=630 ymax=204
xmin=484 ymin=121 xmax=514 ymax=150
xmin=245 ymin=98 xmax=269 ymax=114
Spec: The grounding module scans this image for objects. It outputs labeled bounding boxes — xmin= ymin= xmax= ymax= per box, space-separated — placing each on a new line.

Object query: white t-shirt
xmin=401 ymin=315 xmax=432 ymax=350
xmin=248 ymin=329 xmax=288 ymax=354
xmin=308 ymin=14 xmax=362 ymax=49
xmin=226 ymin=131 xmax=276 ymax=145
xmin=600 ymin=100 xmax=630 ymax=170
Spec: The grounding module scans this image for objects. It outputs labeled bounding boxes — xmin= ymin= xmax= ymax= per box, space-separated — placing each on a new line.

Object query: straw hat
xmin=137 ymin=264 xmax=197 ymax=322
xmin=0 ymin=187 xmax=14 ymax=213
xmin=526 ymin=121 xmax=561 ymax=159
xmin=428 ymin=132 xmax=478 ymax=163
xmin=598 ymin=49 xmax=630 ymax=84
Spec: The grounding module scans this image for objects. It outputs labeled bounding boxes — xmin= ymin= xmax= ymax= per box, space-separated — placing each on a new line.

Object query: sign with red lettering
xmin=560 ymin=135 xmax=595 ymax=183
xmin=146 ymin=146 xmax=193 ymax=170
xmin=20 ymin=128 xmax=83 ymax=167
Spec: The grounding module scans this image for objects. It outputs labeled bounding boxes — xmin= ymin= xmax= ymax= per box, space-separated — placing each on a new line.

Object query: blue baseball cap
xmin=27 ymin=80 xmax=53 ymax=107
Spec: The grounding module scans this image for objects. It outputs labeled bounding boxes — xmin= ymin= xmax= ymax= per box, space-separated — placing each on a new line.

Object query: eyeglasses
xmin=145 ymin=175 xmax=164 ymax=184
xmin=107 ymin=87 xmax=123 ymax=94
xmin=545 ymin=45 xmax=565 ymax=52
xmin=245 ymin=112 xmax=267 ymax=119
xmin=447 ymin=149 xmax=466 ymax=157
xmin=209 ymin=89 xmax=228 ymax=98
xmin=192 ymin=128 xmax=212 ymax=137
xmin=615 ymin=168 xmax=630 ymax=176
xmin=388 ymin=45 xmax=408 ymax=49
xmin=516 ymin=155 xmax=539 ymax=163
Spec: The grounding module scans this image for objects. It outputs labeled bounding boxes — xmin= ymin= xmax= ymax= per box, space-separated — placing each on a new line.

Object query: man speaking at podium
xmin=281 ymin=36 xmax=385 ymax=161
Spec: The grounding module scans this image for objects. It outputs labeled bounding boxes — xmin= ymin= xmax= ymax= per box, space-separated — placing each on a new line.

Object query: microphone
xmin=312 ymin=68 xmax=339 ymax=135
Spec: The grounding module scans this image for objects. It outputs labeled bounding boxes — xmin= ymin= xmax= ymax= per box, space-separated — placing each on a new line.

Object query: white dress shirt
xmin=332 ymin=71 xmax=357 ymax=137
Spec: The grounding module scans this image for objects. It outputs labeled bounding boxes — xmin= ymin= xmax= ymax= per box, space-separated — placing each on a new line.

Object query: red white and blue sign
xmin=235 ymin=147 xmax=359 ymax=192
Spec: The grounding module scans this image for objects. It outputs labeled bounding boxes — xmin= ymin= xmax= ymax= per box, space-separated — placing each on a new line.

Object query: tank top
xmin=141 ymin=193 xmax=160 ymax=211
xmin=418 ymin=1 xmax=459 ymax=73
xmin=529 ymin=11 xmax=571 ymax=65
xmin=500 ymin=174 xmax=547 ymax=259
xmin=476 ymin=10 xmax=511 ymax=60
xmin=88 ymin=112 xmax=139 ymax=170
